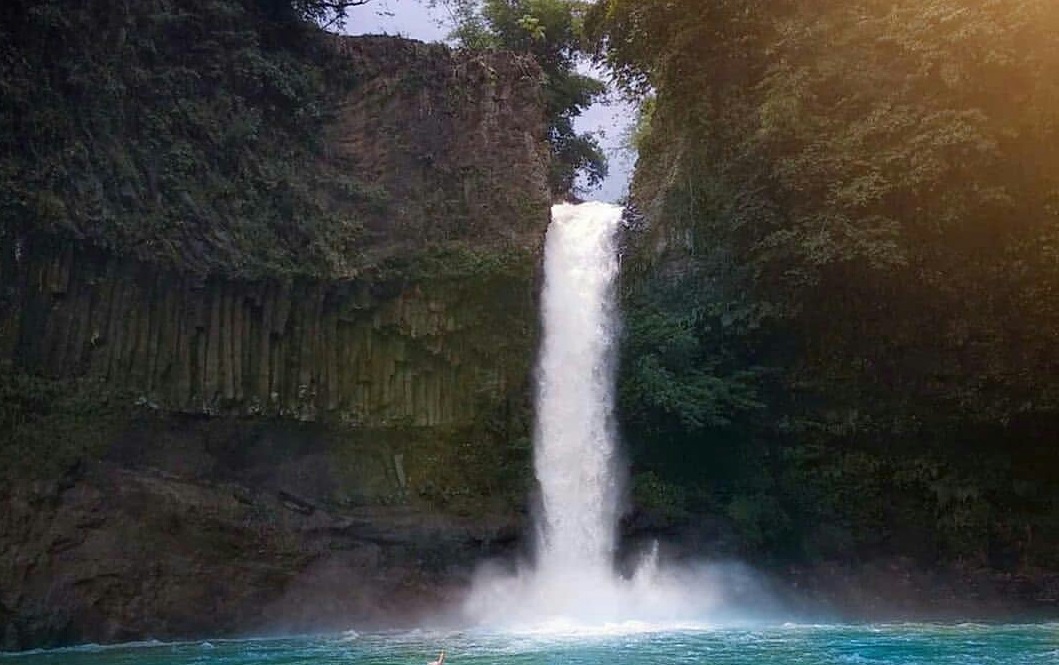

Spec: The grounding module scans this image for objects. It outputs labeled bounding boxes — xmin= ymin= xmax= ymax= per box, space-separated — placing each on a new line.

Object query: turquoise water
xmin=4 ymin=624 xmax=1058 ymax=664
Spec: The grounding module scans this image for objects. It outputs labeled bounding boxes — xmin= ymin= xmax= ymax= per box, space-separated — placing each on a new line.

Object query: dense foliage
xmin=593 ymin=0 xmax=1059 ymax=567
xmin=437 ymin=0 xmax=607 ymax=194
xmin=0 ymin=0 xmax=371 ymax=277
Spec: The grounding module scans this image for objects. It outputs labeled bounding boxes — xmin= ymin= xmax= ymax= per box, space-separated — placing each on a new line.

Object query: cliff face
xmin=332 ymin=37 xmax=549 ymax=261
xmin=611 ymin=0 xmax=1059 ymax=604
xmin=0 ymin=35 xmax=550 ymax=651
xmin=1 ymin=241 xmax=531 ymax=428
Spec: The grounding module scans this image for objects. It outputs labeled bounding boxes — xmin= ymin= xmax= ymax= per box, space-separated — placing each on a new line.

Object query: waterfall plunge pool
xmin=5 ymin=624 xmax=1059 ymax=664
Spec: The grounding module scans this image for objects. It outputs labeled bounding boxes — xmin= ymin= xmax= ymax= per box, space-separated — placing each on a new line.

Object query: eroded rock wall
xmin=0 ymin=35 xmax=549 ymax=651
xmin=1 ymin=240 xmax=527 ymax=428
xmin=331 ymin=36 xmax=549 ymax=259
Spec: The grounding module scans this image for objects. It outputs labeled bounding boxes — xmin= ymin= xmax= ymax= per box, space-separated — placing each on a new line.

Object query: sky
xmin=343 ymin=0 xmax=636 ymax=203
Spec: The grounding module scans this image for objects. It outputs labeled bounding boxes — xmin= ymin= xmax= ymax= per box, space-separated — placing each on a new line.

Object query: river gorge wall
xmin=0 ymin=34 xmax=550 ymax=651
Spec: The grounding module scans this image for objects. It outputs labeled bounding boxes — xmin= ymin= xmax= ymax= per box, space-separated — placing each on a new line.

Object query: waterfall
xmin=534 ymin=201 xmax=624 ymax=580
xmin=463 ymin=201 xmax=635 ymax=624
xmin=462 ymin=202 xmax=753 ymax=629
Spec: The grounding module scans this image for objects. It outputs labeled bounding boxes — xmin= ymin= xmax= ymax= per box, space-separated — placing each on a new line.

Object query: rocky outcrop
xmin=0 ymin=35 xmax=549 ymax=651
xmin=0 ymin=457 xmax=520 ymax=650
xmin=330 ymin=36 xmax=549 ymax=262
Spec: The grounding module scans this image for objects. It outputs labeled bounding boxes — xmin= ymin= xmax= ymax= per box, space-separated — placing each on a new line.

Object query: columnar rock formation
xmin=2 ymin=243 xmax=522 ymax=427
xmin=0 ymin=35 xmax=550 ymax=651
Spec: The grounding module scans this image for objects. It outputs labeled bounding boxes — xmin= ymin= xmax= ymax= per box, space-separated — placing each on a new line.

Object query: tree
xmin=258 ymin=0 xmax=376 ymax=29
xmin=435 ymin=0 xmax=608 ymax=194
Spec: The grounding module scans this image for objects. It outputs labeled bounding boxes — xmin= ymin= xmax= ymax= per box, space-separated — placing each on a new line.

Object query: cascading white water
xmin=534 ymin=201 xmax=623 ymax=581
xmin=462 ymin=202 xmax=768 ymax=629
xmin=461 ymin=201 xmax=630 ymax=624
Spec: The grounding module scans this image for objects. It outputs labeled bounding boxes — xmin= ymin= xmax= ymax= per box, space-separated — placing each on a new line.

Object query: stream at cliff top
xmin=4 ymin=624 xmax=1059 ymax=664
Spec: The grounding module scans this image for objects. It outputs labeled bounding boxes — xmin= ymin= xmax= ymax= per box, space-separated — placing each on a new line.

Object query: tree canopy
xmin=437 ymin=0 xmax=608 ymax=194
xmin=0 ymin=0 xmax=371 ymax=276
xmin=262 ymin=0 xmax=375 ymax=28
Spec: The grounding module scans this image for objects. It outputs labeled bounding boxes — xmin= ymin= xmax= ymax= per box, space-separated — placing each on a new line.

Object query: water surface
xmin=5 ymin=623 xmax=1058 ymax=664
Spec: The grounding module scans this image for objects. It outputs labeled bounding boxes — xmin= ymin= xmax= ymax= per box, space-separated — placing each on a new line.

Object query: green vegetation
xmin=592 ymin=0 xmax=1059 ymax=567
xmin=0 ymin=372 xmax=134 ymax=480
xmin=435 ymin=0 xmax=608 ymax=194
xmin=283 ymin=0 xmax=377 ymax=28
xmin=0 ymin=0 xmax=372 ymax=277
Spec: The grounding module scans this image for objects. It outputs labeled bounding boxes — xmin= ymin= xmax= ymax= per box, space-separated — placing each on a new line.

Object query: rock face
xmin=0 ymin=428 xmax=522 ymax=649
xmin=1 ymin=242 xmax=531 ymax=427
xmin=0 ymin=35 xmax=549 ymax=651
xmin=331 ymin=36 xmax=549 ymax=260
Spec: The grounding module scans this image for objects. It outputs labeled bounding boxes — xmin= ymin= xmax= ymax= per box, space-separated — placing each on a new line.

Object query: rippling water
xmin=5 ymin=624 xmax=1058 ymax=664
